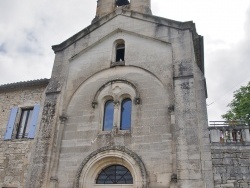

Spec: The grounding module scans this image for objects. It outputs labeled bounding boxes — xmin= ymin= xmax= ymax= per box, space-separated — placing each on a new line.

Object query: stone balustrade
xmin=208 ymin=121 xmax=250 ymax=143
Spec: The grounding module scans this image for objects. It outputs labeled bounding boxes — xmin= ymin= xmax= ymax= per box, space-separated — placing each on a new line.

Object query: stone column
xmin=49 ymin=115 xmax=68 ymax=188
xmin=229 ymin=129 xmax=233 ymax=142
xmin=242 ymin=127 xmax=250 ymax=142
xmin=112 ymin=100 xmax=120 ymax=133
xmin=169 ymin=108 xmax=179 ymax=188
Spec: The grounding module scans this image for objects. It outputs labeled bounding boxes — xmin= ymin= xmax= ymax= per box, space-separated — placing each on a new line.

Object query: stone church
xmin=1 ymin=0 xmax=250 ymax=188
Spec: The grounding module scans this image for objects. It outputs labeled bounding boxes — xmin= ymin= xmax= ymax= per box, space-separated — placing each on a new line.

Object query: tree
xmin=222 ymin=82 xmax=250 ymax=125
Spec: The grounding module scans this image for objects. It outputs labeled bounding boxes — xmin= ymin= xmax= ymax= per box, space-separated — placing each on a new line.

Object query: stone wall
xmin=0 ymin=81 xmax=47 ymax=188
xmin=212 ymin=144 xmax=250 ymax=188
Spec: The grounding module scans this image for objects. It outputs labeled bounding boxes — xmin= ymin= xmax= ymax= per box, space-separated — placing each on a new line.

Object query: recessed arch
xmin=64 ymin=66 xmax=168 ymax=115
xmin=73 ymin=146 xmax=148 ymax=188
xmin=92 ymin=79 xmax=140 ymax=108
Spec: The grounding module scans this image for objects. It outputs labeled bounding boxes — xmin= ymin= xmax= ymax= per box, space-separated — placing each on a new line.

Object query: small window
xmin=4 ymin=105 xmax=40 ymax=140
xmin=96 ymin=165 xmax=133 ymax=184
xmin=116 ymin=43 xmax=125 ymax=62
xmin=103 ymin=100 xmax=114 ymax=131
xmin=120 ymin=98 xmax=132 ymax=130
xmin=16 ymin=108 xmax=33 ymax=139
xmin=116 ymin=0 xmax=130 ymax=7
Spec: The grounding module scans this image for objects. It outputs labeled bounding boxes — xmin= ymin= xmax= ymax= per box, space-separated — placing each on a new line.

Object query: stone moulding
xmin=73 ymin=145 xmax=148 ymax=188
xmin=91 ymin=79 xmax=141 ymax=108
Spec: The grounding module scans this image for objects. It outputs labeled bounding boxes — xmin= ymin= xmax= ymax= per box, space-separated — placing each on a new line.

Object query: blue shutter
xmin=28 ymin=104 xmax=40 ymax=139
xmin=4 ymin=107 xmax=18 ymax=140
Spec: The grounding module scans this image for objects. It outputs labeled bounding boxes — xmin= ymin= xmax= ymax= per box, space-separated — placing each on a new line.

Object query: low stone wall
xmin=211 ymin=144 xmax=250 ymax=188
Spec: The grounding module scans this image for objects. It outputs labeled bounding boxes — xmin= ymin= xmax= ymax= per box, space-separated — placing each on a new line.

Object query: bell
xmin=116 ymin=0 xmax=130 ymax=7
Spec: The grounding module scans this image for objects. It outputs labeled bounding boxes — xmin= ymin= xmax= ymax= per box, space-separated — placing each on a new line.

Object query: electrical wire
xmin=207 ymin=74 xmax=250 ymax=107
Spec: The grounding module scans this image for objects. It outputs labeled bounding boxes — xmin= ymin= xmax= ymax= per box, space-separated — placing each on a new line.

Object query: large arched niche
xmin=64 ymin=66 xmax=167 ymax=111
xmin=73 ymin=146 xmax=148 ymax=188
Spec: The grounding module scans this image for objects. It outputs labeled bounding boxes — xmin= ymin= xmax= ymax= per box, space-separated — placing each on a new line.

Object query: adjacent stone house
xmin=0 ymin=79 xmax=49 ymax=187
xmin=1 ymin=1 xmax=249 ymax=188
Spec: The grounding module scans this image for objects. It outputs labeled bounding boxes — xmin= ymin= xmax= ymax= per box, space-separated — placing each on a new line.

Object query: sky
xmin=0 ymin=0 xmax=250 ymax=122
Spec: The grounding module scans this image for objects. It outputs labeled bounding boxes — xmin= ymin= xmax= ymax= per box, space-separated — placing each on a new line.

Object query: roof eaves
xmin=0 ymin=78 xmax=50 ymax=92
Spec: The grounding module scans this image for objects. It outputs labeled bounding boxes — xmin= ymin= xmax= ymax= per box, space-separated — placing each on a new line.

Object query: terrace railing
xmin=208 ymin=121 xmax=250 ymax=143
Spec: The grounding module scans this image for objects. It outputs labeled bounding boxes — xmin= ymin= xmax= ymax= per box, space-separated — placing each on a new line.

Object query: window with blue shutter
xmin=4 ymin=104 xmax=40 ymax=140
xmin=28 ymin=104 xmax=40 ymax=138
xmin=4 ymin=107 xmax=18 ymax=140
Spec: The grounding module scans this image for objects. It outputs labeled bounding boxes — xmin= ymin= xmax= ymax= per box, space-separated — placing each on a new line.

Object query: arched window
xmin=116 ymin=43 xmax=125 ymax=62
xmin=120 ymin=98 xmax=132 ymax=130
xmin=94 ymin=81 xmax=139 ymax=132
xmin=103 ymin=100 xmax=114 ymax=131
xmin=96 ymin=165 xmax=133 ymax=184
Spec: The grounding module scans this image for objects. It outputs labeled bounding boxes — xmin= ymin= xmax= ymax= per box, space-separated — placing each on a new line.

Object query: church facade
xmin=1 ymin=1 xmax=217 ymax=187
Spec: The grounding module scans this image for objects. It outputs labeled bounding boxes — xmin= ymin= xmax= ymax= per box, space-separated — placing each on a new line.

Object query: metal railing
xmin=208 ymin=121 xmax=250 ymax=143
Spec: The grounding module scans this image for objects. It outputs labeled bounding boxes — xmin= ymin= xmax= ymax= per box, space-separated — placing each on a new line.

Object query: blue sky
xmin=0 ymin=0 xmax=250 ymax=121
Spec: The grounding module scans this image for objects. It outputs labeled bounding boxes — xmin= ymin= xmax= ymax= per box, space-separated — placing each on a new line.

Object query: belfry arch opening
xmin=116 ymin=0 xmax=130 ymax=7
xmin=116 ymin=43 xmax=125 ymax=62
xmin=115 ymin=39 xmax=125 ymax=62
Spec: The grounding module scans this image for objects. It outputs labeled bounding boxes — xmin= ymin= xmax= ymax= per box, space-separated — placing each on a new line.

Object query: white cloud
xmin=0 ymin=0 xmax=96 ymax=84
xmin=153 ymin=0 xmax=250 ymax=121
xmin=206 ymin=4 xmax=250 ymax=121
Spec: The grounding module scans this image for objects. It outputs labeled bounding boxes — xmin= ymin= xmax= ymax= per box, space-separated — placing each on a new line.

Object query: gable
xmin=65 ymin=29 xmax=172 ymax=103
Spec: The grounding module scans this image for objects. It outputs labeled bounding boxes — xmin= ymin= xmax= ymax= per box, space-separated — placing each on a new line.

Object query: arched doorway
xmin=74 ymin=146 xmax=148 ymax=188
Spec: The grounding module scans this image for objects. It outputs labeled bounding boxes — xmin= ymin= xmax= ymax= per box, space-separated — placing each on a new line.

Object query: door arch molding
xmin=73 ymin=146 xmax=148 ymax=188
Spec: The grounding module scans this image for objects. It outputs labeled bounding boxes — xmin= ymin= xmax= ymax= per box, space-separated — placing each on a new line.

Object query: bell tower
xmin=130 ymin=0 xmax=151 ymax=15
xmin=95 ymin=0 xmax=151 ymax=20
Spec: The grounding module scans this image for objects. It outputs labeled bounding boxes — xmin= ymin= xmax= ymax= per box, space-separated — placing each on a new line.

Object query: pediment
xmin=69 ymin=28 xmax=170 ymax=62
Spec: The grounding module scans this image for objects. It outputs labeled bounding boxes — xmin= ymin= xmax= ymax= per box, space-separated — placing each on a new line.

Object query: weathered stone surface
xmin=212 ymin=144 xmax=250 ymax=187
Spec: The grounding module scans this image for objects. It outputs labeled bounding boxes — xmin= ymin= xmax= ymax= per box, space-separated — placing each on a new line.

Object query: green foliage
xmin=222 ymin=82 xmax=250 ymax=125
